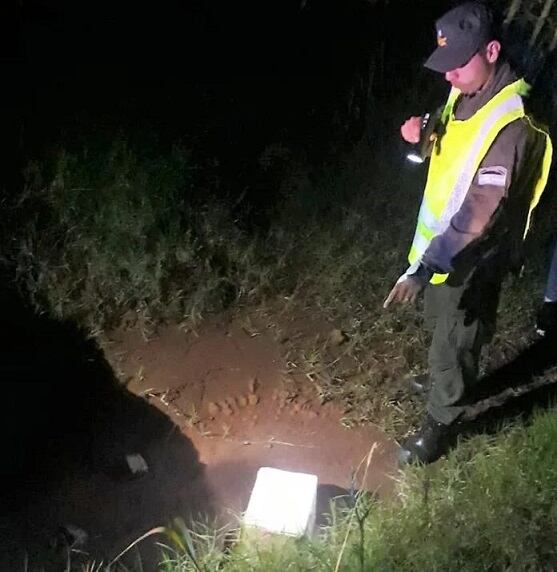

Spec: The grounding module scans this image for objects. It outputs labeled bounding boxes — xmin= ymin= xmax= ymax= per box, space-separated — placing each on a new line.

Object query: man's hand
xmin=383 ymin=276 xmax=424 ymax=308
xmin=400 ymin=116 xmax=423 ymax=144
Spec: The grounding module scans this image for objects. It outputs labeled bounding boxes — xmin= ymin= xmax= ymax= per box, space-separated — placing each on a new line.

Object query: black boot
xmin=398 ymin=414 xmax=452 ymax=466
xmin=406 ymin=373 xmax=431 ymax=396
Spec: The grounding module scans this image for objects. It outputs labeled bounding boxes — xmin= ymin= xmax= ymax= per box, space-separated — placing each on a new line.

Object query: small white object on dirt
xmin=243 ymin=467 xmax=318 ymax=537
xmin=126 ymin=453 xmax=149 ymax=475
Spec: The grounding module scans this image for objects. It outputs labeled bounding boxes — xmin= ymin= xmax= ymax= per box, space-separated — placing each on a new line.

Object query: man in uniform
xmin=383 ymin=1 xmax=553 ymax=464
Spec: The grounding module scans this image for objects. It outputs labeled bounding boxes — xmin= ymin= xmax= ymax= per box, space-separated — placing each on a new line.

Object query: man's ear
xmin=485 ymin=40 xmax=501 ymax=64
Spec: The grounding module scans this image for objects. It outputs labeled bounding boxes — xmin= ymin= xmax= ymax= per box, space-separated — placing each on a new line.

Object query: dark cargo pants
xmin=424 ymin=273 xmax=501 ymax=425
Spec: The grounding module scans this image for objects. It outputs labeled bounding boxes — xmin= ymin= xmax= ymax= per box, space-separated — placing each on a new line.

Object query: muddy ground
xmin=106 ymin=313 xmax=399 ymax=516
xmin=0 ymin=297 xmax=399 ymax=571
xmin=3 ymin=284 xmax=557 ymax=571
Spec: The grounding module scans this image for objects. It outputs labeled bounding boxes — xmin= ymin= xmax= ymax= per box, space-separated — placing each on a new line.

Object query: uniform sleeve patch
xmin=478 ymin=166 xmax=508 ymax=187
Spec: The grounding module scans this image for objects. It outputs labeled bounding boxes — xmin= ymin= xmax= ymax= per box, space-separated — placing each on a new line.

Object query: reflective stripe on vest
xmin=405 ymin=78 xmax=552 ymax=285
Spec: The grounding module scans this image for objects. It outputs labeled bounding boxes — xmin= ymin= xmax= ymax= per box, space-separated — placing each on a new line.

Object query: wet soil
xmin=106 ymin=315 xmax=399 ymax=524
xmin=0 ymin=297 xmax=398 ymax=571
xmin=4 ymin=284 xmax=557 ymax=571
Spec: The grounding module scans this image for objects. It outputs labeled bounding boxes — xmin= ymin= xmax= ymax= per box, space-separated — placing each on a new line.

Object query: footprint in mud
xmin=205 ymin=376 xmax=261 ymax=424
xmin=271 ymin=388 xmax=321 ymax=420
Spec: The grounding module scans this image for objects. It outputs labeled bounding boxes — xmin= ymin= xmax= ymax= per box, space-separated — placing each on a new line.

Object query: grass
xmin=7 ymin=3 xmax=557 ymax=569
xmin=6 ymin=139 xmax=273 ymax=337
xmin=53 ymin=407 xmax=557 ymax=571
xmin=181 ymin=408 xmax=557 ymax=571
xmin=8 ymin=135 xmax=557 ymax=572
xmin=6 ymin=89 xmax=557 ymax=572
xmin=4 ymin=135 xmax=554 ymax=437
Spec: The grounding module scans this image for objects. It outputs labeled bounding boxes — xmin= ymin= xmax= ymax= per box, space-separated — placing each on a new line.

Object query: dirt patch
xmin=2 ymin=301 xmax=398 ymax=571
xmin=5 ymin=290 xmax=555 ymax=570
xmin=105 ymin=312 xmax=399 ymax=522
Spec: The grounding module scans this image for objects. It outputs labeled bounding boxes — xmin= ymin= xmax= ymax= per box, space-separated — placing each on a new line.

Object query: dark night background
xmin=2 ymin=1 xmax=557 ymax=567
xmin=5 ymin=0 xmax=556 ymax=208
xmin=5 ymin=0 xmax=457 ymax=206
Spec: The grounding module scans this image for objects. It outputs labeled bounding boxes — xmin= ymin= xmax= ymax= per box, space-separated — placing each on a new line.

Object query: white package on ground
xmin=243 ymin=467 xmax=318 ymax=537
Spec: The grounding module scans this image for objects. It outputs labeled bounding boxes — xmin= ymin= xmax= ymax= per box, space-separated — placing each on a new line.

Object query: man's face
xmin=443 ymin=41 xmax=500 ymax=95
xmin=444 ymin=51 xmax=492 ymax=94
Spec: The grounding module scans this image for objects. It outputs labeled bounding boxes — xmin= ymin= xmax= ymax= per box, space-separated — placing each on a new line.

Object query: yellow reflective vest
xmin=407 ymin=78 xmax=553 ymax=285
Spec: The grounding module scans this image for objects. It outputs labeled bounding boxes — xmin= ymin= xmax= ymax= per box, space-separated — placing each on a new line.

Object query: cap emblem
xmin=437 ymin=29 xmax=447 ymax=47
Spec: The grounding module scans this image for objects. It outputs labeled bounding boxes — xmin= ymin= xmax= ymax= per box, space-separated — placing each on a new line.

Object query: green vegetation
xmin=7 ymin=140 xmax=272 ymax=336
xmin=3 ymin=136 xmax=551 ymax=434
xmin=61 ymin=407 xmax=557 ymax=571
xmin=5 ymin=118 xmax=556 ymax=571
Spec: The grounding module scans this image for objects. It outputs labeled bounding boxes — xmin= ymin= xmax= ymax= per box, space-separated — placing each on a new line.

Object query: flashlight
xmin=405 ymin=111 xmax=439 ymax=164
